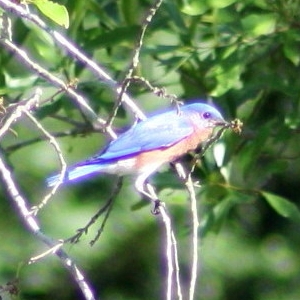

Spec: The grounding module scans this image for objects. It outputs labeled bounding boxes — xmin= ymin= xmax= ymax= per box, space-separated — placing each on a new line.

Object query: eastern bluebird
xmin=47 ymin=102 xmax=226 ymax=201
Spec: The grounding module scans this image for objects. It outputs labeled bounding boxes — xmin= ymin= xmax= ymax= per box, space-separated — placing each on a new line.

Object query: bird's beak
xmin=214 ymin=120 xmax=230 ymax=127
xmin=214 ymin=118 xmax=243 ymax=134
xmin=208 ymin=117 xmax=229 ymax=128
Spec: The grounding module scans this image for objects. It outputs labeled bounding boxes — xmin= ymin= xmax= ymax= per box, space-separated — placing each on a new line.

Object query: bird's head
xmin=184 ymin=102 xmax=229 ymax=128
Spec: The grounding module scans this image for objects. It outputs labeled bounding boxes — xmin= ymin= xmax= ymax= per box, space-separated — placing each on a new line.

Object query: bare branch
xmin=0 ymin=89 xmax=41 ymax=139
xmin=0 ymin=89 xmax=96 ymax=299
xmin=0 ymin=154 xmax=96 ymax=300
xmin=107 ymin=0 xmax=164 ymax=126
xmin=0 ymin=36 xmax=109 ymax=133
xmin=171 ymin=232 xmax=183 ymax=300
xmin=22 ymin=110 xmax=67 ymax=213
xmin=5 ymin=126 xmax=94 ymax=154
xmin=66 ymin=178 xmax=123 ymax=246
xmin=186 ymin=175 xmax=199 ymax=300
xmin=157 ymin=202 xmax=174 ymax=300
xmin=0 ymin=0 xmax=146 ymax=121
xmin=1 ymin=88 xmax=67 ymax=212
xmin=173 ymin=161 xmax=200 ymax=300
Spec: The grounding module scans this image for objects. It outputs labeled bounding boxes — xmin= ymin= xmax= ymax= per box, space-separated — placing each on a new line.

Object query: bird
xmin=47 ymin=102 xmax=227 ymax=202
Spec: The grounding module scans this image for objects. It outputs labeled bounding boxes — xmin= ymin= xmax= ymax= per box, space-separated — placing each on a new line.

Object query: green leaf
xmin=241 ymin=13 xmax=276 ymax=38
xmin=119 ymin=0 xmax=140 ymax=25
xmin=31 ymin=0 xmax=69 ymax=28
xmin=87 ymin=26 xmax=140 ymax=48
xmin=237 ymin=94 xmax=262 ymax=120
xmin=36 ymin=100 xmax=62 ymax=119
xmin=261 ymin=191 xmax=300 ymax=220
xmin=208 ymin=0 xmax=237 ymax=9
xmin=210 ymin=63 xmax=243 ymax=96
xmin=283 ymin=42 xmax=300 ymax=66
xmin=180 ymin=0 xmax=208 ymax=16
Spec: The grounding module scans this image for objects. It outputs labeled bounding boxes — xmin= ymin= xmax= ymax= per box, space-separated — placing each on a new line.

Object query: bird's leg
xmin=145 ymin=182 xmax=162 ymax=215
xmin=135 ymin=175 xmax=161 ymax=214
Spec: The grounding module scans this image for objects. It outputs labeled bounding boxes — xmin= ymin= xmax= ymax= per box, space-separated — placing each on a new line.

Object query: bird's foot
xmin=151 ymin=199 xmax=162 ymax=215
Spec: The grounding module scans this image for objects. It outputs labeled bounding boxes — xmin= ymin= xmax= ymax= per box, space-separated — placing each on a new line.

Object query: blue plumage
xmin=85 ymin=103 xmax=223 ymax=161
xmin=47 ymin=102 xmax=225 ymax=188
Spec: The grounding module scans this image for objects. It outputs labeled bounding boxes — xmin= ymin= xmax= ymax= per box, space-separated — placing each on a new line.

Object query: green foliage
xmin=262 ymin=191 xmax=300 ymax=220
xmin=1 ymin=0 xmax=300 ymax=299
xmin=29 ymin=0 xmax=69 ymax=28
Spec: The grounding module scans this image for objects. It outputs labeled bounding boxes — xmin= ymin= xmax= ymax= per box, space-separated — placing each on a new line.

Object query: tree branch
xmin=0 ymin=0 xmax=146 ymax=122
xmin=0 ymin=148 xmax=96 ymax=300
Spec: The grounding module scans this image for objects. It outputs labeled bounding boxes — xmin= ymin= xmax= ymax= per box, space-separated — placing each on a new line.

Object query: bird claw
xmin=151 ymin=199 xmax=162 ymax=215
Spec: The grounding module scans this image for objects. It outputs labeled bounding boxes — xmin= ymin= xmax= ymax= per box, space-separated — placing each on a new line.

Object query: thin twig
xmin=173 ymin=161 xmax=199 ymax=300
xmin=186 ymin=174 xmax=199 ymax=300
xmin=5 ymin=127 xmax=94 ymax=154
xmin=0 ymin=89 xmax=41 ymax=139
xmin=157 ymin=203 xmax=174 ymax=300
xmin=0 ymin=89 xmax=96 ymax=300
xmin=21 ymin=109 xmax=67 ymax=213
xmin=145 ymin=181 xmax=179 ymax=299
xmin=0 ymin=153 xmax=96 ymax=300
xmin=171 ymin=231 xmax=183 ymax=300
xmin=0 ymin=37 xmax=109 ymax=133
xmin=66 ymin=178 xmax=123 ymax=245
xmin=126 ymin=76 xmax=179 ymax=103
xmin=29 ymin=242 xmax=64 ymax=264
xmin=0 ymin=88 xmax=67 ymax=212
xmin=1 ymin=88 xmax=67 ymax=212
xmin=0 ymin=0 xmax=146 ymax=121
xmin=107 ymin=0 xmax=164 ymax=126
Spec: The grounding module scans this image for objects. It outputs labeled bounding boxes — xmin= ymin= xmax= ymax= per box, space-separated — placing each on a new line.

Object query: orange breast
xmin=135 ymin=126 xmax=214 ymax=171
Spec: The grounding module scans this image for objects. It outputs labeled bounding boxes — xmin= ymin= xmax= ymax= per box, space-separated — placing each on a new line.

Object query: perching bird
xmin=47 ymin=102 xmax=226 ymax=200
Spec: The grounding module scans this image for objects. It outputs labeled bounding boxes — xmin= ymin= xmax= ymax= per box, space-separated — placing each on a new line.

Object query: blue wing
xmin=89 ymin=109 xmax=194 ymax=162
xmin=47 ymin=109 xmax=193 ymax=186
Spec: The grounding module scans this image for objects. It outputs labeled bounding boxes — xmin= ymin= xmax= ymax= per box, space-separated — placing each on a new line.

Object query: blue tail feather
xmin=47 ymin=164 xmax=107 ymax=187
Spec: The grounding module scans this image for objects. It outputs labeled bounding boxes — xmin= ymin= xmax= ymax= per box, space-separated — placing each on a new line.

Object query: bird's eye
xmin=202 ymin=112 xmax=211 ymax=119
